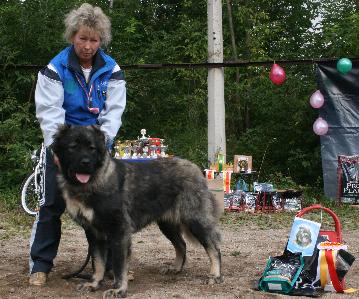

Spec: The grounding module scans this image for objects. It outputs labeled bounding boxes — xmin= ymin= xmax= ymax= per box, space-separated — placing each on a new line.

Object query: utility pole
xmin=207 ymin=0 xmax=226 ymax=163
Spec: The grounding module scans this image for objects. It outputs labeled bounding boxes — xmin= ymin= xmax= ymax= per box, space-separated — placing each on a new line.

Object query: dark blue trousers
xmin=29 ymin=148 xmax=65 ymax=274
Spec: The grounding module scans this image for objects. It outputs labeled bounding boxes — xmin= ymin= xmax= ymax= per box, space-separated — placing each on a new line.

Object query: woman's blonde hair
xmin=64 ymin=3 xmax=111 ymax=47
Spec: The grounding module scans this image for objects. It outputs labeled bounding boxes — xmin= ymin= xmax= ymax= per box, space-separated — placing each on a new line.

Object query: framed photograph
xmin=234 ymin=155 xmax=252 ymax=173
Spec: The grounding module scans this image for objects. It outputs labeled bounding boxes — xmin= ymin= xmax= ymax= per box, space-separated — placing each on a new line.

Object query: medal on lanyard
xmin=75 ymin=73 xmax=99 ymax=114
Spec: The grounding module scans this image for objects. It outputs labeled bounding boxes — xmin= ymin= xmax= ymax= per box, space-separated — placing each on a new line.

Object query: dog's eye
xmin=89 ymin=145 xmax=96 ymax=152
xmin=68 ymin=142 xmax=77 ymax=151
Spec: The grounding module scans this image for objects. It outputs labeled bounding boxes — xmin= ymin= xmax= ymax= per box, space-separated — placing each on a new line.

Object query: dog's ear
xmin=51 ymin=124 xmax=71 ymax=154
xmin=90 ymin=125 xmax=106 ymax=142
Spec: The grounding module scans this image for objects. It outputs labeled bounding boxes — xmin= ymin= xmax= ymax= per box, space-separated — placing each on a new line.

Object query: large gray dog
xmin=52 ymin=125 xmax=223 ymax=298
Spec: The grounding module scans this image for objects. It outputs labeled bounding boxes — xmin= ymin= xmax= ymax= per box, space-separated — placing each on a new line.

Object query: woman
xmin=29 ymin=3 xmax=126 ymax=286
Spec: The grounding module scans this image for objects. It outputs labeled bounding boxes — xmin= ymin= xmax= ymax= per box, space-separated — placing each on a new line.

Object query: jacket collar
xmin=67 ymin=46 xmax=106 ymax=75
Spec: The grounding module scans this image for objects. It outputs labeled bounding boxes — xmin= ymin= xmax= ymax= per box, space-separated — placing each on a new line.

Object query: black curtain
xmin=316 ymin=60 xmax=359 ymax=198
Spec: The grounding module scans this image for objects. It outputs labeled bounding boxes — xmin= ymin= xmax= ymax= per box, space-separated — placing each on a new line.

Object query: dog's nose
xmin=80 ymin=158 xmax=91 ymax=167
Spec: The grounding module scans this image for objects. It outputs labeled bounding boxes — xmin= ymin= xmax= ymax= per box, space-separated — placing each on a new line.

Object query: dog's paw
xmin=207 ymin=275 xmax=224 ymax=285
xmin=103 ymin=288 xmax=127 ymax=298
xmin=105 ymin=270 xmax=134 ymax=282
xmin=77 ymin=281 xmax=100 ymax=292
xmin=128 ymin=270 xmax=135 ymax=281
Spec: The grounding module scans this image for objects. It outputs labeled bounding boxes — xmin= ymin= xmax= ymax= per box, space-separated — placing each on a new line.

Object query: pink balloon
xmin=310 ymin=90 xmax=324 ymax=108
xmin=269 ymin=63 xmax=286 ymax=85
xmin=313 ymin=117 xmax=329 ymax=135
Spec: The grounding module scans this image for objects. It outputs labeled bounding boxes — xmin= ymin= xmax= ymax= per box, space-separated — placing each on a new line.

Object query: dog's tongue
xmin=75 ymin=173 xmax=91 ymax=184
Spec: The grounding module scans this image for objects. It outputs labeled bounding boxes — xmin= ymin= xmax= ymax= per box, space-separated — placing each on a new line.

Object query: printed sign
xmin=338 ymin=155 xmax=359 ymax=204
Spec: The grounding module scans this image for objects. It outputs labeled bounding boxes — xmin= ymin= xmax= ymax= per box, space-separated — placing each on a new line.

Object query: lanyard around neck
xmin=74 ymin=73 xmax=99 ymax=114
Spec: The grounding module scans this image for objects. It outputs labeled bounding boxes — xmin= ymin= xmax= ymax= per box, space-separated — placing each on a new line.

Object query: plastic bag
xmin=259 ymin=252 xmax=304 ymax=294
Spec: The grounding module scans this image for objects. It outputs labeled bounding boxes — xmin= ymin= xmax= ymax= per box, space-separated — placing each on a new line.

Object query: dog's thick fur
xmin=52 ymin=125 xmax=222 ymax=298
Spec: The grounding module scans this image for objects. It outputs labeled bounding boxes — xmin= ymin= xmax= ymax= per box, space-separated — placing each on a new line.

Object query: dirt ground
xmin=0 ymin=217 xmax=359 ymax=299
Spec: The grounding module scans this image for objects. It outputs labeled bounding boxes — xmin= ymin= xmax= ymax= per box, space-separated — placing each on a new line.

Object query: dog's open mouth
xmin=75 ymin=173 xmax=91 ymax=184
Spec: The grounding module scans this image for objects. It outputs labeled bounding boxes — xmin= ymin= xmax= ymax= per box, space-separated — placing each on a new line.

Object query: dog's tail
xmin=62 ymin=247 xmax=92 ymax=280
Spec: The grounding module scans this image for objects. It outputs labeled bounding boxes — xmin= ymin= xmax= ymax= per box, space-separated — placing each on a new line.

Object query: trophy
xmin=114 ymin=142 xmax=120 ymax=159
xmin=142 ymin=145 xmax=149 ymax=158
xmin=160 ymin=144 xmax=168 ymax=158
xmin=132 ymin=143 xmax=139 ymax=158
xmin=114 ymin=148 xmax=121 ymax=159
xmin=123 ymin=142 xmax=132 ymax=159
xmin=121 ymin=129 xmax=171 ymax=159
xmin=140 ymin=128 xmax=147 ymax=140
xmin=150 ymin=144 xmax=158 ymax=158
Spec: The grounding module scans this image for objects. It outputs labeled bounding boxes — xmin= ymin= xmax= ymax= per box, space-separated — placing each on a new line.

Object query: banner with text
xmin=338 ymin=155 xmax=359 ymax=204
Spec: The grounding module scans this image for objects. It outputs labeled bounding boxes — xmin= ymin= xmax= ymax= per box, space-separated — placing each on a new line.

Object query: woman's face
xmin=72 ymin=26 xmax=101 ymax=67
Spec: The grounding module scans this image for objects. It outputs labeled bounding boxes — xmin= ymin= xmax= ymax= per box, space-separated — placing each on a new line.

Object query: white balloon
xmin=313 ymin=117 xmax=329 ymax=135
xmin=310 ymin=90 xmax=324 ymax=109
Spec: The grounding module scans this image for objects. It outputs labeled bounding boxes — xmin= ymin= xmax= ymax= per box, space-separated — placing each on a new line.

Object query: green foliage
xmin=319 ymin=0 xmax=359 ymax=57
xmin=0 ymin=46 xmax=41 ymax=187
xmin=0 ymin=189 xmax=33 ymax=239
xmin=0 ymin=94 xmax=41 ymax=187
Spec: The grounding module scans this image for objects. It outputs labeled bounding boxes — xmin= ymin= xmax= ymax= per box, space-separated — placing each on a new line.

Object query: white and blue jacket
xmin=35 ymin=46 xmax=126 ymax=147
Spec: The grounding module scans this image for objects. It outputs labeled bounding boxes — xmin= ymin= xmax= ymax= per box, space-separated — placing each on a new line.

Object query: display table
xmin=224 ymin=188 xmax=303 ymax=213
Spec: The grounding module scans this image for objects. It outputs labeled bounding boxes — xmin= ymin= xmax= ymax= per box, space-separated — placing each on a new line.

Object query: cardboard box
xmin=207 ymin=178 xmax=224 ymax=213
xmin=234 ymin=155 xmax=252 ymax=173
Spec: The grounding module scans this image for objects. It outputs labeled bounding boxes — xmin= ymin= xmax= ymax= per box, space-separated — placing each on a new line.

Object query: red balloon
xmin=269 ymin=63 xmax=286 ymax=85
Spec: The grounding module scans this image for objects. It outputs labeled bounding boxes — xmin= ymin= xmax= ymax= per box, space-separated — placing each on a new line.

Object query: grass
xmin=220 ymin=204 xmax=359 ymax=232
xmin=0 ymin=205 xmax=33 ymax=240
xmin=1 ymin=189 xmax=359 ymax=241
xmin=0 ymin=189 xmax=80 ymax=240
xmin=220 ymin=211 xmax=297 ymax=230
xmin=2 ymin=204 xmax=358 ymax=236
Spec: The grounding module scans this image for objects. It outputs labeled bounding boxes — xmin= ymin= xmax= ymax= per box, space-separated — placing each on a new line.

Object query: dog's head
xmin=295 ymin=226 xmax=312 ymax=247
xmin=52 ymin=125 xmax=107 ymax=185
